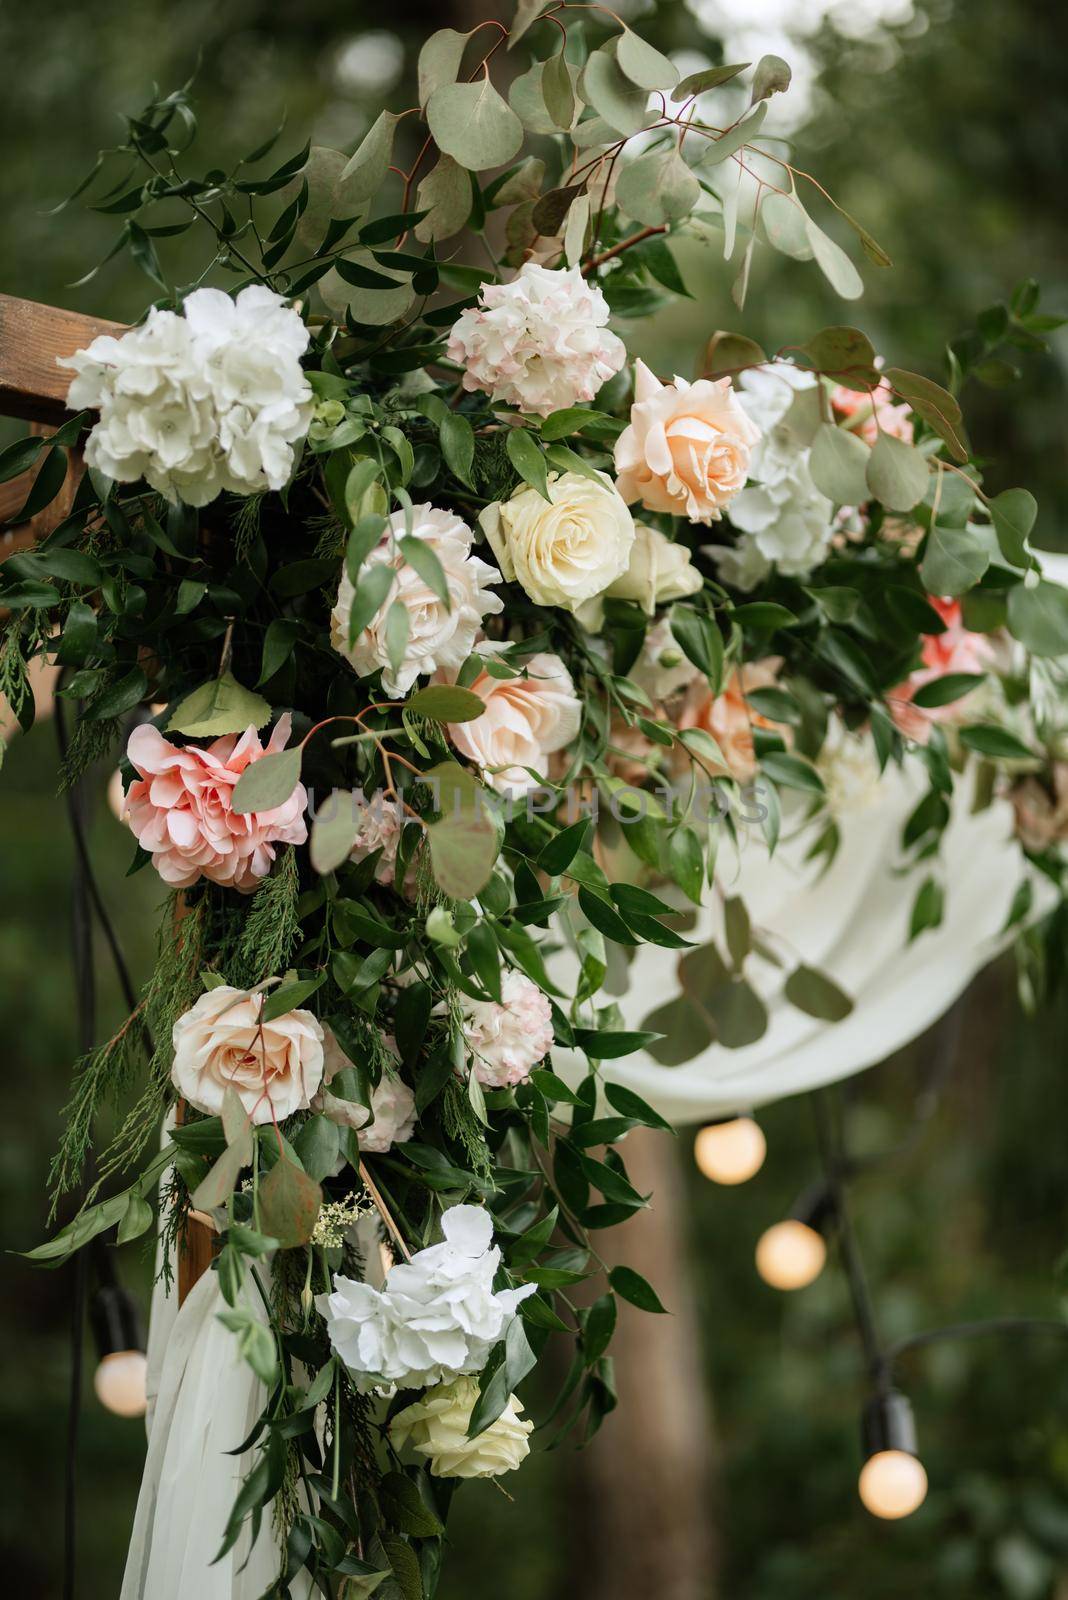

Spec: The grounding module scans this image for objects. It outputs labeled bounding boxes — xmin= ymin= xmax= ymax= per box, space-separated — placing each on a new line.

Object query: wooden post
xmin=0 ymin=293 xmax=213 ymax=1304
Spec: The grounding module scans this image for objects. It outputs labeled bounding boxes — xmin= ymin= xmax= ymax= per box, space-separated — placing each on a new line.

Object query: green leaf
xmin=750 ymin=53 xmax=792 ymax=103
xmin=909 ymin=876 xmax=944 ymax=940
xmin=339 ymin=111 xmax=400 ymax=203
xmin=958 ymin=724 xmax=1034 ymax=761
xmin=346 ymin=563 xmax=395 ymax=646
xmin=261 ymin=974 xmax=324 ymax=1022
xmin=724 ymin=896 xmax=750 ymax=967
xmin=191 ymin=1139 xmax=249 ymax=1211
xmin=909 ymin=672 xmax=985 ymax=709
xmin=116 ymin=1193 xmax=154 ymax=1246
xmin=167 ymin=672 xmax=272 ymax=738
xmin=808 ymin=423 xmax=871 ymax=505
xmin=866 ymin=433 xmax=930 ymax=512
xmin=537 ymin=818 xmax=590 ymax=875
xmin=506 ymin=428 xmax=550 ymax=500
xmin=231 ymin=745 xmax=303 ymax=815
xmin=882 ymin=367 xmax=968 ymax=461
xmin=671 ymin=61 xmax=750 ymax=101
xmin=385 ymin=599 xmax=411 ymax=680
xmin=407 ymin=684 xmax=486 ymax=722
xmin=616 ymin=29 xmax=679 ymax=91
xmin=426 ymin=78 xmax=524 ymax=172
xmin=379 ymin=1472 xmax=444 ymax=1537
xmin=573 ymin=1028 xmax=663 ymax=1060
xmin=414 ymin=154 xmax=472 ymax=244
xmin=919 ymin=525 xmax=990 ymax=599
xmin=609 ymin=1264 xmax=666 ymax=1313
xmin=804 ymin=218 xmax=863 ymax=299
xmin=760 ymin=751 xmax=824 ymax=795
xmin=440 ymin=412 xmax=476 ymax=488
xmin=1007 ymin=578 xmax=1068 ymax=658
xmin=694 ymin=102 xmax=767 ymax=168
xmin=84 ymin=667 xmax=148 ymax=721
xmin=784 ymin=965 xmax=853 ymax=1021
xmin=580 ymin=42 xmax=651 ymax=137
xmin=542 ymin=46 xmax=577 ymax=129
xmin=509 ymin=0 xmax=552 ymax=48
xmin=417 ymin=27 xmax=471 ymax=107
xmin=257 ymin=1157 xmax=321 ymax=1248
xmin=616 ymin=147 xmax=699 ymax=228
xmin=795 ymin=326 xmax=878 ymax=387
xmin=988 ymin=488 xmax=1037 ymax=569
xmin=423 ymin=761 xmax=501 ymax=899
xmin=294 ymin=1116 xmax=341 ymax=1183
xmin=669 ymin=605 xmax=723 ymax=688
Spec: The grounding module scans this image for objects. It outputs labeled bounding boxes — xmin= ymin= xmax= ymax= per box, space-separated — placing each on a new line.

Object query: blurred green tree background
xmin=1 ymin=0 xmax=1066 ymax=1595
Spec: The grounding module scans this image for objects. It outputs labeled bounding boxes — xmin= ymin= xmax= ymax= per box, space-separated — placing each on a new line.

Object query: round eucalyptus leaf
xmin=415 ymin=155 xmax=472 ymax=243
xmin=616 ymin=29 xmax=679 ymax=91
xmin=426 ymin=78 xmax=524 ymax=173
xmin=866 ymin=433 xmax=930 ymax=512
xmin=808 ymin=423 xmax=871 ymax=505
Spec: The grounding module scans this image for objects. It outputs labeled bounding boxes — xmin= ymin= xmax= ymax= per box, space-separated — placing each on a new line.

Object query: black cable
xmin=813 ymin=1088 xmax=889 ymax=1391
xmin=886 ymin=1316 xmax=1068 ymax=1365
xmin=61 ymin=703 xmax=97 ymax=1600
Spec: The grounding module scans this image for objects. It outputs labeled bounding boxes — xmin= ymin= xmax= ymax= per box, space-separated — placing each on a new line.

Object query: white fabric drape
xmin=548 ymin=758 xmax=1044 ymax=1123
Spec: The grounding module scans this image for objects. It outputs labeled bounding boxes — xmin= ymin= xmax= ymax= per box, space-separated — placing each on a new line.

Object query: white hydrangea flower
xmin=331 ymin=504 xmax=503 ymax=696
xmin=447 ymin=263 xmax=626 ymax=417
xmin=710 ymin=363 xmax=834 ymax=586
xmin=317 ymin=1204 xmax=535 ymax=1391
xmin=816 ymin=722 xmax=882 ymax=817
xmin=461 ymin=967 xmax=554 ymax=1088
xmin=58 ymin=286 xmax=312 ymax=506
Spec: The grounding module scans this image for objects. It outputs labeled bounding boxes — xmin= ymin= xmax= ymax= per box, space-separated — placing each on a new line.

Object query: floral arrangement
xmin=6 ymin=4 xmax=1068 ymax=1592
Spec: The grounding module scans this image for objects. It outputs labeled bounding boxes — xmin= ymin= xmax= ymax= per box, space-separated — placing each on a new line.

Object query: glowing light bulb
xmin=858 ymin=1450 xmax=928 ymax=1519
xmin=94 ymin=1350 xmax=148 ymax=1418
xmin=694 ymin=1118 xmax=767 ymax=1185
xmin=755 ymin=1219 xmax=827 ymax=1290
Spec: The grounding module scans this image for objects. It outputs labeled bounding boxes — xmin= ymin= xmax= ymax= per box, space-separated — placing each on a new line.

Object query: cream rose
xmin=479 ymin=470 xmax=635 ymax=613
xmin=576 ymin=522 xmax=702 ymax=629
xmin=171 ymin=985 xmax=324 ymax=1125
xmin=445 ymin=651 xmax=582 ymax=797
xmin=614 ymin=359 xmax=761 ymax=525
xmin=390 ymin=1376 xmax=533 ymax=1479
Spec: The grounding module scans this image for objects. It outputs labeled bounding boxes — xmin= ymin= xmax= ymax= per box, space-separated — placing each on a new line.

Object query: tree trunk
xmin=573 ymin=1129 xmax=718 ymax=1600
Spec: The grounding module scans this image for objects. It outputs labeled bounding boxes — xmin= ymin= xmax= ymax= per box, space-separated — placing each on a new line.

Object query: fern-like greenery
xmin=230 ymin=846 xmax=302 ymax=987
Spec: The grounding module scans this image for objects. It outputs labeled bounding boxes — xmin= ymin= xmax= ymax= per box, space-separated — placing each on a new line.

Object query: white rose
xmin=446 ymin=263 xmax=625 ymax=417
xmin=171 ymin=985 xmax=324 ymax=1125
xmin=479 ymin=470 xmax=635 ymax=613
xmin=313 ymin=1027 xmax=417 ymax=1153
xmin=390 ymin=1376 xmax=533 ymax=1479
xmin=445 ymin=651 xmax=582 ymax=797
xmin=331 ymin=504 xmax=503 ymax=696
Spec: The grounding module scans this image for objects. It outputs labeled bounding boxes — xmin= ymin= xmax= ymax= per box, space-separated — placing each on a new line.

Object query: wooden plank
xmin=0 ymin=422 xmax=84 ymax=564
xmin=0 ymin=294 xmax=122 ymax=425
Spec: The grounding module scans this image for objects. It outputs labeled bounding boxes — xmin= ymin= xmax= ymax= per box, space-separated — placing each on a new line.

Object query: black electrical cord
xmin=59 ymin=696 xmax=98 ymax=1600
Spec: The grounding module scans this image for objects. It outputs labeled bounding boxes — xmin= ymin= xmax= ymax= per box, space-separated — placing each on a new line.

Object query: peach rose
xmin=888 ymin=598 xmax=989 ymax=745
xmin=678 ymin=659 xmax=782 ymax=784
xmin=445 ymin=651 xmax=582 ymax=797
xmin=171 ymin=985 xmax=324 ymax=1124
xmin=832 ymin=379 xmax=913 ymax=446
xmin=124 ymin=715 xmax=308 ymax=892
xmin=614 ymin=359 xmax=761 ymax=525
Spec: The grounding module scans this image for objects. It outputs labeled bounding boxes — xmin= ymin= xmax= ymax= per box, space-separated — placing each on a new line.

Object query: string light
xmin=693 ymin=1115 xmax=766 ymax=1185
xmin=858 ymin=1391 xmax=928 ymax=1519
xmin=755 ymin=1183 xmax=834 ymax=1291
xmin=91 ymin=1282 xmax=147 ymax=1419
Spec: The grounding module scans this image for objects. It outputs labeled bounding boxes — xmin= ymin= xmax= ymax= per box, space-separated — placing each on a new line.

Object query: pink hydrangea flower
xmin=124 ymin=714 xmax=308 ymax=891
xmin=462 ymin=969 xmax=554 ymax=1088
xmin=888 ymin=598 xmax=990 ymax=744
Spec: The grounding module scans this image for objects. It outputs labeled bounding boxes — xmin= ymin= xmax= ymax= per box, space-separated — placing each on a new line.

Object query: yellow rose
xmin=479 ymin=469 xmax=635 ymax=612
xmin=576 ymin=522 xmax=703 ymax=629
xmin=390 ymin=1376 xmax=533 ymax=1479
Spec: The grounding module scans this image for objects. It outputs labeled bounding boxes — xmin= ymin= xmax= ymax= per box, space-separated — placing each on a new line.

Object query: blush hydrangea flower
xmin=331 ymin=504 xmax=503 ymax=696
xmin=317 ymin=1205 xmax=536 ymax=1391
xmin=58 ymin=286 xmax=311 ymax=506
xmin=123 ymin=714 xmax=308 ymax=892
xmin=447 ymin=263 xmax=625 ymax=417
xmin=314 ymin=1027 xmax=417 ymax=1154
xmin=461 ymin=968 xmax=554 ymax=1088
